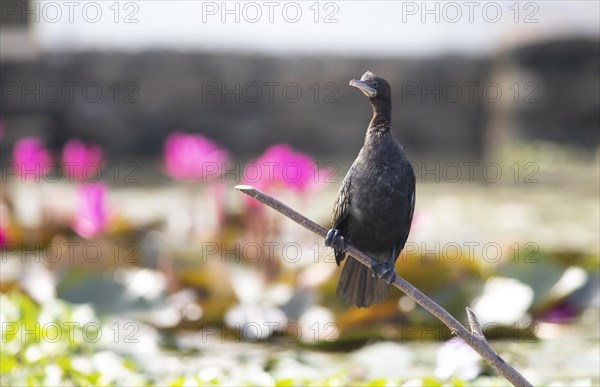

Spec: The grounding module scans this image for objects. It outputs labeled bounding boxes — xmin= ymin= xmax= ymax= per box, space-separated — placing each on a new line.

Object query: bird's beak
xmin=349 ymin=79 xmax=376 ymax=98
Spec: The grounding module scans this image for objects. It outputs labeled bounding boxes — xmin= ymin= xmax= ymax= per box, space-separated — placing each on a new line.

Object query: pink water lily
xmin=0 ymin=224 xmax=7 ymax=248
xmin=73 ymin=183 xmax=109 ymax=239
xmin=164 ymin=132 xmax=229 ymax=181
xmin=242 ymin=144 xmax=330 ymax=211
xmin=62 ymin=139 xmax=104 ymax=182
xmin=245 ymin=144 xmax=324 ymax=192
xmin=13 ymin=137 xmax=52 ymax=182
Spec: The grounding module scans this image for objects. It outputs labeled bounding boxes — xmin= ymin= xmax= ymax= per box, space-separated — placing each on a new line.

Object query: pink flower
xmin=73 ymin=183 xmax=109 ymax=239
xmin=0 ymin=224 xmax=7 ymax=248
xmin=245 ymin=144 xmax=323 ymax=193
xmin=13 ymin=137 xmax=51 ymax=181
xmin=62 ymin=139 xmax=104 ymax=182
xmin=541 ymin=303 xmax=577 ymax=323
xmin=164 ymin=132 xmax=229 ymax=181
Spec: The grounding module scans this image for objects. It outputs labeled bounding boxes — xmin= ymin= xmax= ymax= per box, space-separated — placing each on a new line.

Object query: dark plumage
xmin=325 ymin=71 xmax=416 ymax=308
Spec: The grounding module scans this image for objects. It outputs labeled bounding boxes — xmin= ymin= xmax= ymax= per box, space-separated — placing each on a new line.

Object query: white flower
xmin=435 ymin=338 xmax=481 ymax=380
xmin=224 ymin=303 xmax=287 ymax=340
xmin=297 ymin=305 xmax=338 ymax=343
xmin=20 ymin=264 xmax=56 ymax=303
xmin=471 ymin=276 xmax=534 ymax=325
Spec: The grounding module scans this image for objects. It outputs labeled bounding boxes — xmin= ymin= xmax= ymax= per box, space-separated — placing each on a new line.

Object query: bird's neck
xmin=368 ymin=100 xmax=392 ymax=133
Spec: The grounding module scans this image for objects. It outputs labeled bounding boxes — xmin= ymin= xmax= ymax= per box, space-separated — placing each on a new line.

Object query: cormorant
xmin=325 ymin=71 xmax=416 ymax=308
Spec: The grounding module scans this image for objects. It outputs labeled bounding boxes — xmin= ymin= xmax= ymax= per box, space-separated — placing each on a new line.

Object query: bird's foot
xmin=372 ymin=262 xmax=397 ymax=285
xmin=325 ymin=229 xmax=346 ymax=266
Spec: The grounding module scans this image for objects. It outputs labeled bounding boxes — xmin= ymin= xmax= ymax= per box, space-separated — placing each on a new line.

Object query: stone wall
xmin=1 ymin=38 xmax=597 ymax=161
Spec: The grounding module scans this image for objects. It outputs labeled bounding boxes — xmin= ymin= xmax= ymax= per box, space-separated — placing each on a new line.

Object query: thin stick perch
xmin=235 ymin=184 xmax=533 ymax=387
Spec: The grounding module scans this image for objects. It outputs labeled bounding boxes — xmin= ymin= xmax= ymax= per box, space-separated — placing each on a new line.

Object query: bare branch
xmin=235 ymin=185 xmax=533 ymax=387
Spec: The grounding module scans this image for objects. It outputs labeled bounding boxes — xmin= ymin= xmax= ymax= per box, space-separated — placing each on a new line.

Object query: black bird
xmin=325 ymin=71 xmax=416 ymax=308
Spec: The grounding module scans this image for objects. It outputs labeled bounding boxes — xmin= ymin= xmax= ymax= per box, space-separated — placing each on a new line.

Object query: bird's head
xmin=349 ymin=71 xmax=391 ymax=101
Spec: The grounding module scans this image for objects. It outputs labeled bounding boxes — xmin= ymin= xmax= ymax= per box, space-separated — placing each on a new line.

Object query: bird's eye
xmin=372 ymin=82 xmax=378 ymax=88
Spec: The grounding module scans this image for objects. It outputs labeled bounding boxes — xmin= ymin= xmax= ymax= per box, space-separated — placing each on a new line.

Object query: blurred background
xmin=1 ymin=1 xmax=599 ymax=385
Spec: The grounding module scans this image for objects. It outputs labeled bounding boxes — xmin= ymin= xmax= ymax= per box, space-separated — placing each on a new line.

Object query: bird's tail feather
xmin=336 ymin=256 xmax=391 ymax=307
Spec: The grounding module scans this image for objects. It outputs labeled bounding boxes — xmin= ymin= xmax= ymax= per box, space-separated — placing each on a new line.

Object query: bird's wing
xmin=397 ymin=167 xmax=416 ymax=255
xmin=331 ymin=162 xmax=355 ymax=230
